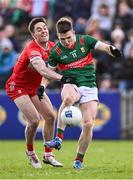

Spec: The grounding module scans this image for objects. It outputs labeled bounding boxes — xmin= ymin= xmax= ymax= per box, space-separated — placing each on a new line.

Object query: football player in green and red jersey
xmin=42 ymin=17 xmax=121 ymax=169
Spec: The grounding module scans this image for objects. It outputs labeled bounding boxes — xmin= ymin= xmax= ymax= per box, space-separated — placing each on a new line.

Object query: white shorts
xmin=73 ymin=85 xmax=98 ymax=104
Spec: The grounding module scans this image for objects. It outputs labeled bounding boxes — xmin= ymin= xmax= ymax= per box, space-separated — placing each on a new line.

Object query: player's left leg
xmin=31 ymin=93 xmax=63 ymax=167
xmin=73 ymin=100 xmax=98 ymax=169
xmin=14 ymin=95 xmax=42 ymax=169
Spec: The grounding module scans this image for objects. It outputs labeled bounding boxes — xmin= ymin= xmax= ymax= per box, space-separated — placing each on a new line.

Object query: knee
xmin=29 ymin=120 xmax=39 ymax=128
xmin=83 ymin=120 xmax=94 ymax=130
xmin=82 ymin=120 xmax=94 ymax=137
xmin=45 ymin=112 xmax=55 ymax=125
xmin=63 ymin=95 xmax=75 ymax=106
xmin=28 ymin=113 xmax=40 ymax=127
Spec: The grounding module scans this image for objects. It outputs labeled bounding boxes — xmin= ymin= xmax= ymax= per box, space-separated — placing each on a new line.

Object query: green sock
xmin=57 ymin=128 xmax=64 ymax=139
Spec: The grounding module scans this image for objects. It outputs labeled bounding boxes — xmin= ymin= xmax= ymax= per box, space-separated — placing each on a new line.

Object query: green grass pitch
xmin=0 ymin=140 xmax=133 ymax=179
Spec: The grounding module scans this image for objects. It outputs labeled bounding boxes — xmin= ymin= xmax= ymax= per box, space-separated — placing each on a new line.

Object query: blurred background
xmin=0 ymin=0 xmax=133 ymax=140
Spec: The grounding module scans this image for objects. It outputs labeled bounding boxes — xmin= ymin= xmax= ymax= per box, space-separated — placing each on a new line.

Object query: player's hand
xmin=37 ymin=85 xmax=45 ymax=101
xmin=110 ymin=46 xmax=122 ymax=58
xmin=60 ymin=76 xmax=77 ymax=84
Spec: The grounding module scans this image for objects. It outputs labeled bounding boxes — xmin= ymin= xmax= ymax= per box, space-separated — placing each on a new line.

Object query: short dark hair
xmin=56 ymin=17 xmax=73 ymax=33
xmin=28 ymin=17 xmax=47 ymax=33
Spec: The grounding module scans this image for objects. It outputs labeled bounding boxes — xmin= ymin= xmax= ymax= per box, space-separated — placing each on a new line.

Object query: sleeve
xmin=27 ymin=45 xmax=42 ymax=62
xmin=85 ymin=35 xmax=98 ymax=49
xmin=48 ymin=51 xmax=58 ymax=69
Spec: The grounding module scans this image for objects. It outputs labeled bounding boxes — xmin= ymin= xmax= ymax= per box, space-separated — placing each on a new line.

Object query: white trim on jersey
xmin=48 ymin=64 xmax=57 ymax=70
xmin=94 ymin=41 xmax=101 ymax=49
xmin=30 ymin=56 xmax=42 ymax=62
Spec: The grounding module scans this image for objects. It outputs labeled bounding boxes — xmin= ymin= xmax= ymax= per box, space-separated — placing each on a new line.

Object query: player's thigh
xmin=31 ymin=94 xmax=55 ymax=120
xmin=14 ymin=95 xmax=40 ymax=122
xmin=80 ymin=101 xmax=98 ymax=123
xmin=61 ymin=84 xmax=80 ymax=102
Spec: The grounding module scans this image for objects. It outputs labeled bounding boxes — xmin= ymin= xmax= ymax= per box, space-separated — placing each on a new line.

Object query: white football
xmin=61 ymin=106 xmax=82 ymax=126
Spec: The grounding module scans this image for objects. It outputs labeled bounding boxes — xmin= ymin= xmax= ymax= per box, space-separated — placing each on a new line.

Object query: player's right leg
xmin=14 ymin=95 xmax=42 ymax=168
xmin=45 ymin=84 xmax=80 ymax=150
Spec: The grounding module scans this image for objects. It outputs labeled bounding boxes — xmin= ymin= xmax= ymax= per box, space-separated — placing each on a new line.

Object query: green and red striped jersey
xmin=48 ymin=34 xmax=98 ymax=87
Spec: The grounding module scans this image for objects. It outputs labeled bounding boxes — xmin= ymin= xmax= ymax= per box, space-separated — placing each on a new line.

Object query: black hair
xmin=28 ymin=17 xmax=47 ymax=33
xmin=56 ymin=17 xmax=73 ymax=33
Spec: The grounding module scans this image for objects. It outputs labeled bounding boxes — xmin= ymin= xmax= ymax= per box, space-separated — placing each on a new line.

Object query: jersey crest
xmin=80 ymin=47 xmax=85 ymax=53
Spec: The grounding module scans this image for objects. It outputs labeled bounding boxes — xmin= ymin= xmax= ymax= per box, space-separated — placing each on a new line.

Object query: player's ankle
xmin=27 ymin=150 xmax=35 ymax=155
xmin=44 ymin=152 xmax=54 ymax=157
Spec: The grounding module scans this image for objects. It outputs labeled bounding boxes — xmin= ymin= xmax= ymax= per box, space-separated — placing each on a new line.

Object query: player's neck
xmin=41 ymin=42 xmax=49 ymax=49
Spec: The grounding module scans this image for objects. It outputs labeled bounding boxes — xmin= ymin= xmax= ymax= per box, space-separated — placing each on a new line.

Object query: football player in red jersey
xmin=6 ymin=17 xmax=64 ymax=168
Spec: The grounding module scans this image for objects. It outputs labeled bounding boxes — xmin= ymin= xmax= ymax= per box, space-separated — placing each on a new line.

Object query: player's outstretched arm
xmin=95 ymin=41 xmax=122 ymax=58
xmin=31 ymin=58 xmax=62 ymax=80
xmin=32 ymin=59 xmax=75 ymax=82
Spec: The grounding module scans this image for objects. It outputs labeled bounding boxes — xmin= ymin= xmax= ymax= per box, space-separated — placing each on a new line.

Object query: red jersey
xmin=6 ymin=40 xmax=54 ymax=100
